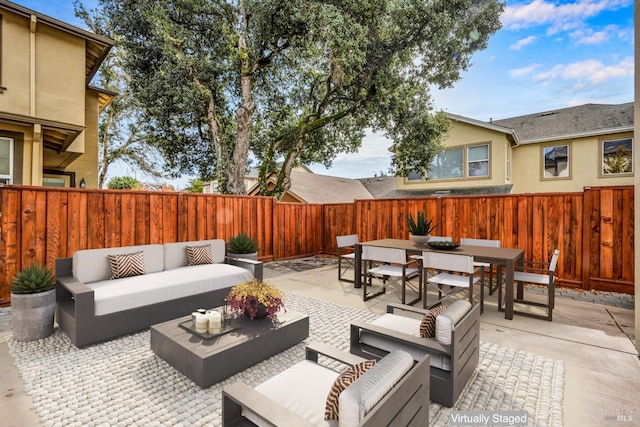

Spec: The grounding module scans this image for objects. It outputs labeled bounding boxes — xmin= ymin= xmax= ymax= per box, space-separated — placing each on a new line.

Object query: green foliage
xmin=407 ymin=212 xmax=437 ymax=236
xmin=9 ymin=262 xmax=56 ymax=294
xmin=107 ymin=176 xmax=141 ymax=190
xmin=227 ymin=232 xmax=259 ymax=254
xmin=98 ymin=0 xmax=504 ymax=197
xmin=184 ymin=179 xmax=205 ymax=193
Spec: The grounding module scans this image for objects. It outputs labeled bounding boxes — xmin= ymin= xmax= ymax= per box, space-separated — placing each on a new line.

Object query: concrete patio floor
xmin=0 ymin=259 xmax=638 ymax=426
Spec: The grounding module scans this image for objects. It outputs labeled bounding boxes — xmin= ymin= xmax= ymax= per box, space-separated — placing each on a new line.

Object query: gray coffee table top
xmin=150 ymin=309 xmax=310 ymax=387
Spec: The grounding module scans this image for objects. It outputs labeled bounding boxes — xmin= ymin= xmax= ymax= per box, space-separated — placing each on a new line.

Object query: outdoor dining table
xmin=353 ymin=239 xmax=525 ymax=320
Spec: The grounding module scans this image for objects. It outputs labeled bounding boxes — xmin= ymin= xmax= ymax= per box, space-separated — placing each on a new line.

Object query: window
xmin=542 ymin=144 xmax=570 ymax=179
xmin=427 ymin=147 xmax=463 ymax=180
xmin=467 ymin=144 xmax=489 ymax=177
xmin=601 ymin=138 xmax=633 ymax=176
xmin=0 ymin=137 xmax=13 ymax=184
xmin=406 ymin=170 xmax=423 ymax=181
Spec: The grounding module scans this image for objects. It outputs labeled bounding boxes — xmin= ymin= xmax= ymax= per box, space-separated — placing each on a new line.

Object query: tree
xmin=98 ymin=0 xmax=503 ymax=198
xmin=107 ymin=176 xmax=141 ymax=190
xmin=75 ymin=2 xmax=167 ymax=189
xmin=183 ymin=179 xmax=205 ymax=193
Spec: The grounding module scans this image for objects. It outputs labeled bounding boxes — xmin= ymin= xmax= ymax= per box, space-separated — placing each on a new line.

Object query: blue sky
xmin=15 ymin=0 xmax=635 ymax=184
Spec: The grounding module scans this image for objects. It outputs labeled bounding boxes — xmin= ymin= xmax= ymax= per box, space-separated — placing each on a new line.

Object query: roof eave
xmin=518 ymin=126 xmax=634 ymax=144
xmin=446 ymin=112 xmax=520 ymax=144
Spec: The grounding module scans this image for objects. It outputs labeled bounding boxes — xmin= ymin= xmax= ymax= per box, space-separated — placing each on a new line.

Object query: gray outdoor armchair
xmin=222 ymin=342 xmax=430 ymax=427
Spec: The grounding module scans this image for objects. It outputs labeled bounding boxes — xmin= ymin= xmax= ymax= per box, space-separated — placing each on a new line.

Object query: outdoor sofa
xmin=222 ymin=342 xmax=430 ymax=426
xmin=350 ymin=300 xmax=480 ymax=407
xmin=55 ymin=239 xmax=262 ymax=347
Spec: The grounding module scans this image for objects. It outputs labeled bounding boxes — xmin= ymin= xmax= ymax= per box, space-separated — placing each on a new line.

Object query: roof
xmin=358 ymin=176 xmax=397 ymax=198
xmin=254 ymin=170 xmax=374 ymax=203
xmin=492 ymin=102 xmax=633 ymax=144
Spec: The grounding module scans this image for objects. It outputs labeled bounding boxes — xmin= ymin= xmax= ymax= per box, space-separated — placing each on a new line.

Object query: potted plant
xmin=8 ymin=261 xmax=56 ymax=341
xmin=225 ymin=278 xmax=285 ymax=319
xmin=407 ymin=211 xmax=437 ymax=245
xmin=227 ymin=232 xmax=259 ymax=260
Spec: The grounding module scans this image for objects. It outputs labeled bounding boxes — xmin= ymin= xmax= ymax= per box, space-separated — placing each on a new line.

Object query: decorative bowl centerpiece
xmin=225 ymin=278 xmax=285 ymax=319
xmin=426 ymin=241 xmax=460 ymax=250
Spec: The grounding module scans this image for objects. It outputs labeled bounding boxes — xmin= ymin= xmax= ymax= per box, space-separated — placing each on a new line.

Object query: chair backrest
xmin=429 ymin=236 xmax=453 ymax=242
xmin=337 ymin=234 xmax=358 ymax=248
xmin=549 ymin=249 xmax=560 ymax=272
xmin=422 ymin=251 xmax=475 ymax=274
xmin=460 ymin=237 xmax=501 ymax=248
xmin=363 ymin=246 xmax=407 ymax=264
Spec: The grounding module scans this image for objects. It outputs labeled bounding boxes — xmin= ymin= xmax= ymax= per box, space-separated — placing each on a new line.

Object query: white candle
xmin=195 ymin=313 xmax=208 ymax=333
xmin=208 ymin=311 xmax=221 ymax=333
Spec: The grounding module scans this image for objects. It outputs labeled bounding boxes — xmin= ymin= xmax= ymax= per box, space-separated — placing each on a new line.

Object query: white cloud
xmin=509 ymin=64 xmax=541 ymax=77
xmin=533 ymin=57 xmax=633 ymax=84
xmin=570 ymin=25 xmax=618 ymax=44
xmin=502 ymin=0 xmax=632 ymax=34
xmin=509 ymin=35 xmax=537 ymax=50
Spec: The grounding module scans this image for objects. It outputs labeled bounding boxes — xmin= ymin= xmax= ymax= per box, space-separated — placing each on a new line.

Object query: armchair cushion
xmin=325 ymin=360 xmax=376 ymax=420
xmin=436 ymin=300 xmax=472 ymax=345
xmin=339 ymin=350 xmax=414 ymax=427
xmin=251 ymin=360 xmax=339 ymax=426
xmin=419 ymin=305 xmax=448 ymax=338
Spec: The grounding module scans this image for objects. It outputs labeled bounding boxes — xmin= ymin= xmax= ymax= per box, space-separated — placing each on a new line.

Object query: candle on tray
xmin=207 ymin=311 xmax=222 ymax=333
xmin=195 ymin=313 xmax=208 ymax=333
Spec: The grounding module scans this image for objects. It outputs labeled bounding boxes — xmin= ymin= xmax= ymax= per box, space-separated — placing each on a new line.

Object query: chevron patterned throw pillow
xmin=108 ymin=251 xmax=145 ymax=280
xmin=186 ymin=245 xmax=214 ymax=266
xmin=324 ymin=359 xmax=376 ymax=420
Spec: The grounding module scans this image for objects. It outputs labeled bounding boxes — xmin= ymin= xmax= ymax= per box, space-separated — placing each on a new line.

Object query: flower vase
xmin=244 ymin=302 xmax=268 ymax=319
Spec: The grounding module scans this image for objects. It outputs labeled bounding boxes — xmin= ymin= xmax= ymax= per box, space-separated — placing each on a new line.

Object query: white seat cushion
xmin=514 ymin=271 xmax=551 ymax=285
xmin=368 ymin=265 xmax=419 ymax=278
xmin=87 ymin=263 xmax=251 ymax=315
xmin=436 ymin=300 xmax=472 ymax=345
xmin=339 ymin=350 xmax=414 ymax=427
xmin=248 ymin=360 xmax=338 ymax=427
xmin=427 ymin=272 xmax=479 ymax=288
xmin=360 ymin=314 xmax=451 ymax=371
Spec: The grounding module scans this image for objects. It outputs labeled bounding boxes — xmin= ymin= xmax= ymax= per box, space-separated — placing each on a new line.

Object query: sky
xmin=14 ymin=0 xmax=635 ymax=185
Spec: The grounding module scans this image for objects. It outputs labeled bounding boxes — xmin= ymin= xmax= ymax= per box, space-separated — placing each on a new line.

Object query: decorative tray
xmin=179 ymin=319 xmax=241 ymax=340
xmin=426 ymin=241 xmax=460 ymax=250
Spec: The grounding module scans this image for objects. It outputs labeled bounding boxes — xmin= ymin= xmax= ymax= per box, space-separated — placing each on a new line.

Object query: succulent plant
xmin=227 ymin=232 xmax=259 ymax=254
xmin=407 ymin=211 xmax=437 ymax=236
xmin=9 ymin=262 xmax=56 ymax=294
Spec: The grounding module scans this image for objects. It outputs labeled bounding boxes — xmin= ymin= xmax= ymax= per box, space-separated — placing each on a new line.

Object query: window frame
xmin=599 ymin=137 xmax=634 ymax=177
xmin=540 ymin=143 xmax=571 ymax=181
xmin=0 ymin=136 xmax=14 ymax=184
xmin=466 ymin=143 xmax=490 ymax=179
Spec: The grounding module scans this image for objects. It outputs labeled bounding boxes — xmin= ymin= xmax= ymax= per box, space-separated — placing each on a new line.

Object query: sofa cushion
xmin=360 ymin=314 xmax=451 ymax=371
xmin=325 ymin=360 xmax=376 ymax=420
xmin=73 ymin=244 xmax=164 ymax=284
xmin=339 ymin=350 xmax=414 ymax=427
xmin=248 ymin=360 xmax=338 ymax=427
xmin=186 ymin=245 xmax=214 ymax=266
xmin=419 ymin=305 xmax=448 ymax=338
xmin=163 ymin=240 xmax=226 ymax=270
xmin=87 ymin=263 xmax=251 ymax=316
xmin=108 ymin=251 xmax=145 ymax=279
xmin=436 ymin=300 xmax=472 ymax=345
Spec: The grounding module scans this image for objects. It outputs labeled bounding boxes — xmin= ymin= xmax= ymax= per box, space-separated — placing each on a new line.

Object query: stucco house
xmin=396 ymin=102 xmax=634 ymax=194
xmin=0 ymin=1 xmax=114 ymax=188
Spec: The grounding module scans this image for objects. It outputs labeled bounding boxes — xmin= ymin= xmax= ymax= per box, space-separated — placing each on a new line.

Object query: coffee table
xmin=150 ymin=309 xmax=309 ymax=387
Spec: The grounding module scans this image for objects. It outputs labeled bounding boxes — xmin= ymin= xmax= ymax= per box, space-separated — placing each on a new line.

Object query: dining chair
xmin=460 ymin=238 xmax=502 ymax=296
xmin=336 ymin=234 xmax=358 ymax=283
xmin=362 ymin=246 xmax=421 ymax=305
xmin=498 ymin=249 xmax=560 ymax=321
xmin=420 ymin=251 xmax=483 ymax=310
xmin=428 ymin=236 xmax=453 ymax=242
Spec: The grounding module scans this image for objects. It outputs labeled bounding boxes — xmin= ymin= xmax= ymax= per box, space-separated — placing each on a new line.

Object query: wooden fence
xmin=0 ymin=185 xmax=634 ymax=305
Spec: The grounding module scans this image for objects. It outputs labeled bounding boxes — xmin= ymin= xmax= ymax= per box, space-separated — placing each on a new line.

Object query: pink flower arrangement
xmin=225 ymin=278 xmax=285 ymax=319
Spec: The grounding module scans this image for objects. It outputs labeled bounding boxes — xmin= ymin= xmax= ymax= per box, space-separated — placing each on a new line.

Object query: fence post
xmin=581 ymin=186 xmax=593 ymax=290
